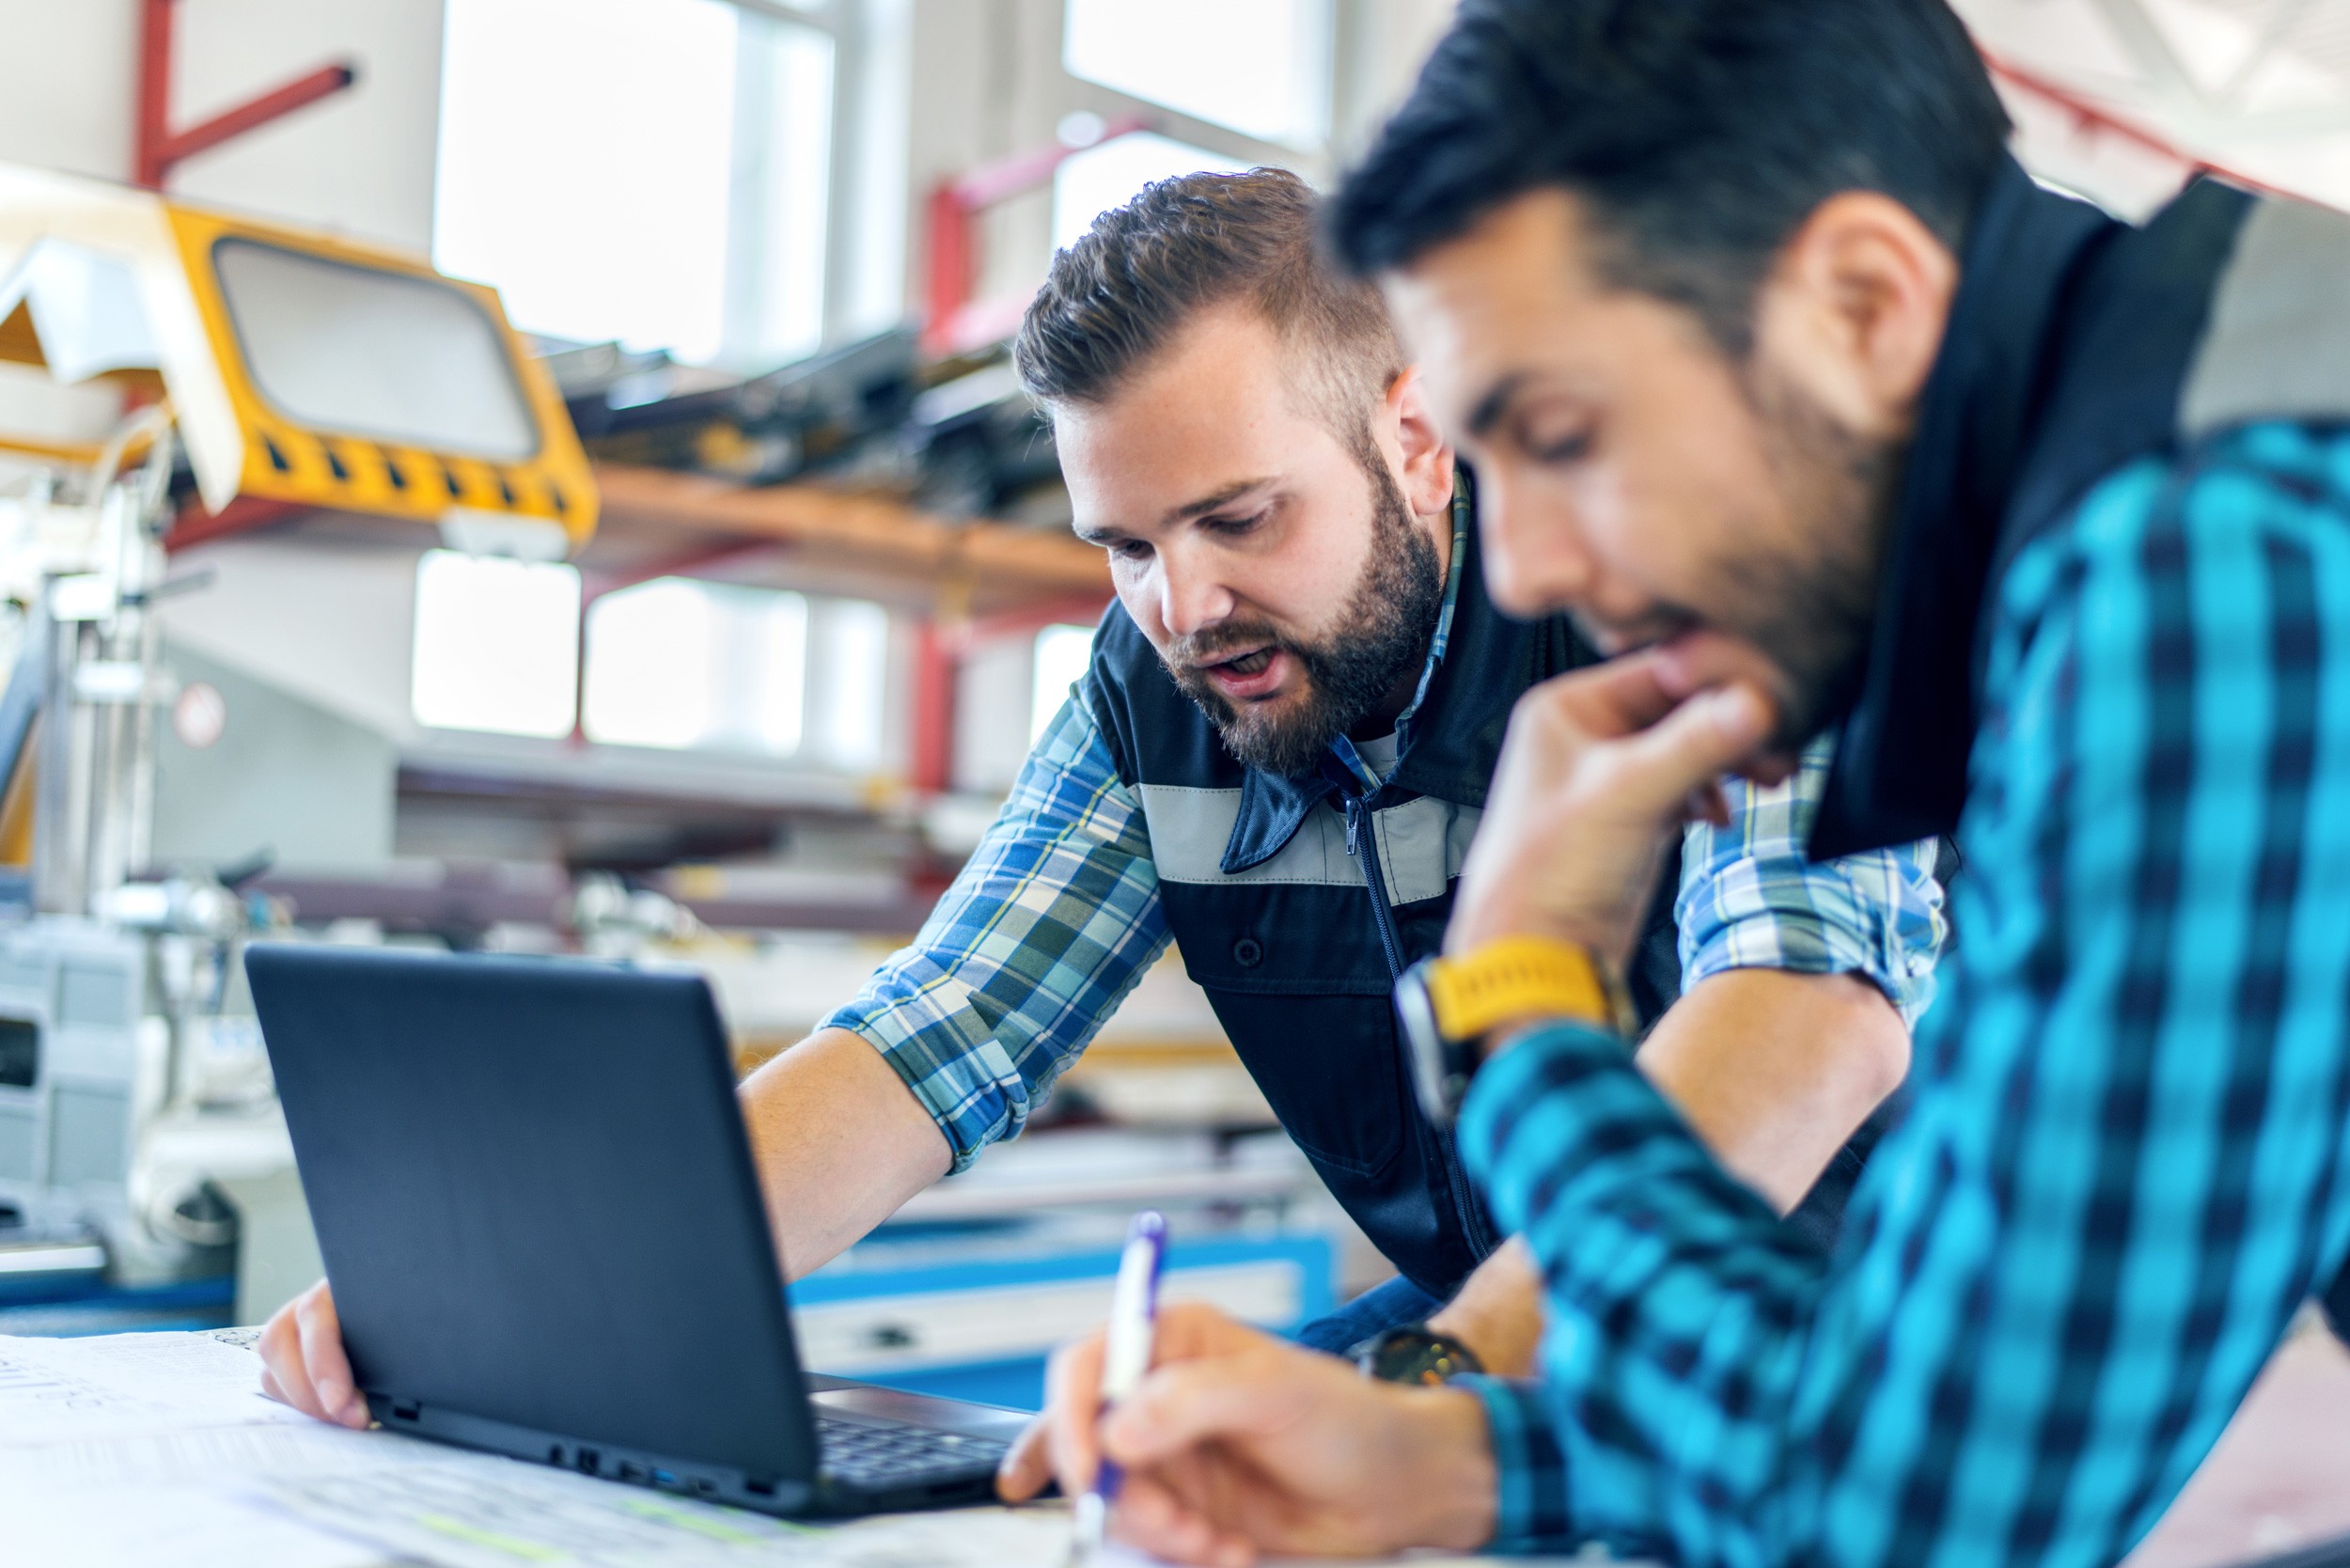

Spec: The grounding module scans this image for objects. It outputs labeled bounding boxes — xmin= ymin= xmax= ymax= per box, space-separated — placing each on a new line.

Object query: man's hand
xmin=257 ymin=1278 xmax=369 ymax=1429
xmin=1449 ymin=649 xmax=1773 ymax=968
xmin=1040 ymin=1302 xmax=1497 ymax=1566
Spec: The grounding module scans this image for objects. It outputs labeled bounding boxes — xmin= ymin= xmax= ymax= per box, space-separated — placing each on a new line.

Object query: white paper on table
xmin=0 ymin=1478 xmax=385 ymax=1568
xmin=0 ymin=1331 xmax=304 ymax=1445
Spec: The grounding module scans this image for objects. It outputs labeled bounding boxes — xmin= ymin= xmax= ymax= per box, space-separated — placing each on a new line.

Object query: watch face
xmin=1393 ymin=967 xmax=1453 ymax=1124
xmin=1358 ymin=1327 xmax=1484 ymax=1386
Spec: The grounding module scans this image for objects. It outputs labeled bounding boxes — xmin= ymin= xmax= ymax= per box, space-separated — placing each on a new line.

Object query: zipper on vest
xmin=1342 ymin=794 xmax=1410 ymax=980
xmin=1341 ymin=791 xmax=1497 ymax=1259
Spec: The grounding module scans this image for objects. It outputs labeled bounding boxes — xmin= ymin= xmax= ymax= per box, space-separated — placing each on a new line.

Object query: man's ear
xmin=1752 ymin=192 xmax=1957 ymax=441
xmin=1384 ymin=366 xmax=1458 ymax=519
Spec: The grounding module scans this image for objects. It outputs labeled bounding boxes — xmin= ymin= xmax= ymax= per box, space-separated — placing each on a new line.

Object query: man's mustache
xmin=1167 ymin=624 xmax=1299 ymax=672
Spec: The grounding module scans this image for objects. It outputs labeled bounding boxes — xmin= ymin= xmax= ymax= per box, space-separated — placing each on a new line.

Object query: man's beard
xmin=1165 ymin=459 xmax=1445 ymax=777
xmin=1572 ymin=367 xmax=1895 ymax=752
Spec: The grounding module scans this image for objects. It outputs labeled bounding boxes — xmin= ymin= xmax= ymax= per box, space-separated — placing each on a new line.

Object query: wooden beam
xmin=590 ymin=463 xmax=1110 ymax=604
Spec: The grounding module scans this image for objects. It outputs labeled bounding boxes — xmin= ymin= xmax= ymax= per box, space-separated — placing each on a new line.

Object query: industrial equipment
xmin=0 ymin=158 xmax=596 ymax=1301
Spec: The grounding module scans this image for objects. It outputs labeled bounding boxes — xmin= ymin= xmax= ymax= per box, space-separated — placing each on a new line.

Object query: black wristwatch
xmin=1350 ymin=1324 xmax=1486 ymax=1385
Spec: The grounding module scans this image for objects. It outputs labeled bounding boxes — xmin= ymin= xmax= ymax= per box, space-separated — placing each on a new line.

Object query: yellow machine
xmin=0 ymin=160 xmax=598 ymax=1288
xmin=0 ymin=158 xmax=595 ymax=552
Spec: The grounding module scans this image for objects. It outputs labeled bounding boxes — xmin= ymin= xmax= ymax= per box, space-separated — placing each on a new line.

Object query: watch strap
xmin=1423 ymin=934 xmax=1625 ymax=1041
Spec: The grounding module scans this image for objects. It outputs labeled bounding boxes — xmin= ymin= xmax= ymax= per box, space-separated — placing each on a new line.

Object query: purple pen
xmin=1070 ymin=1210 xmax=1167 ymax=1564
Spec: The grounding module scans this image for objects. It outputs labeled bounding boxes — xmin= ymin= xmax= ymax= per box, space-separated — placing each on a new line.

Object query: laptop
xmin=244 ymin=943 xmax=1030 ymax=1516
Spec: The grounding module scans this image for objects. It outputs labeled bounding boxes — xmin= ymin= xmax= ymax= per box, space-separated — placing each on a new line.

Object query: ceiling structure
xmin=1954 ymin=0 xmax=2350 ymax=214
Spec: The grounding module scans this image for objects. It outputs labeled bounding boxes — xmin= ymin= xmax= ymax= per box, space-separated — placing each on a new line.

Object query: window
xmin=1030 ymin=623 xmax=1095 ymax=743
xmin=1052 ymin=133 xmax=1255 ymax=251
xmin=582 ymin=578 xmax=808 ymax=753
xmin=1063 ymin=0 xmax=1334 ymax=149
xmin=411 ymin=551 xmax=582 ymax=738
xmin=808 ymin=597 xmax=891 ymax=771
xmin=434 ymin=0 xmax=833 ymax=366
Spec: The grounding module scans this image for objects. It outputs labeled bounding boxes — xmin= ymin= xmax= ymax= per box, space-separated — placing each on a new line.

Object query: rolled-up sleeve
xmin=1675 ymin=734 xmax=1947 ymax=1022
xmin=819 ymin=692 xmax=1170 ymax=1170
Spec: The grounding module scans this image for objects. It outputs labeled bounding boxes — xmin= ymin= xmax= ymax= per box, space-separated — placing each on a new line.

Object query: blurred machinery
xmin=0 ymin=158 xmax=594 ymax=1299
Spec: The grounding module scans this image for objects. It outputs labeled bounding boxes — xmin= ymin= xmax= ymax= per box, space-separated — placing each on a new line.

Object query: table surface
xmin=2129 ymin=1315 xmax=2350 ymax=1567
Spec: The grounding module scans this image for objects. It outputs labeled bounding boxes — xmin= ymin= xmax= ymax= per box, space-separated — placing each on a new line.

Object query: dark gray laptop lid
xmin=245 ymin=944 xmax=818 ymax=1482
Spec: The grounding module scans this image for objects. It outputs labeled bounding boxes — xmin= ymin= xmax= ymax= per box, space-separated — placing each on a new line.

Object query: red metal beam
xmin=135 ymin=0 xmax=358 ymax=190
xmin=157 ymin=64 xmax=357 ymax=174
xmin=164 ymin=495 xmax=309 ymax=552
xmin=1982 ymin=51 xmax=2203 ymax=172
xmin=580 ymin=538 xmax=785 ymax=605
xmin=921 ymin=116 xmax=1152 ymax=355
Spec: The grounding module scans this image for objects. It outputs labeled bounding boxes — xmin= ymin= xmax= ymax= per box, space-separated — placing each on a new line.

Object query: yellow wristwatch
xmin=1393 ymin=935 xmax=1631 ymax=1124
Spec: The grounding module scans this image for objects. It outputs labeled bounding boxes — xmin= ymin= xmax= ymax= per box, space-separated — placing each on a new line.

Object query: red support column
xmin=134 ymin=0 xmax=176 ymax=189
xmin=909 ymin=620 xmax=959 ymax=796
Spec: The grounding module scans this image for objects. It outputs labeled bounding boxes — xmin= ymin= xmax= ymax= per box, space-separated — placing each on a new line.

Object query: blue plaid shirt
xmin=824 ymin=501 xmax=1945 ymax=1173
xmin=1457 ymin=421 xmax=2350 ymax=1564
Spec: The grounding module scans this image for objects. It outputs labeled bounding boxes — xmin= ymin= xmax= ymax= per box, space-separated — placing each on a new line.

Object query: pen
xmin=1070 ymin=1210 xmax=1167 ymax=1566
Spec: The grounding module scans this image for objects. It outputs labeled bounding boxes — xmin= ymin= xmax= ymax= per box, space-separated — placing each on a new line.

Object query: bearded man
xmin=1032 ymin=3 xmax=2350 ymax=1565
xmin=254 ymin=170 xmax=1946 ymax=1486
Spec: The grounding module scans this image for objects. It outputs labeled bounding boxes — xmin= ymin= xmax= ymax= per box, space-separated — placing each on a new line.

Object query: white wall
xmin=0 ymin=0 xmax=447 ymax=251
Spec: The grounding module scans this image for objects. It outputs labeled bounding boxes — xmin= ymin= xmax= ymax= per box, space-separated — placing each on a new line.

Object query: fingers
xmin=1529 ymin=649 xmax=1684 ymax=741
xmin=1596 ymin=684 xmax=1773 ymax=819
xmin=994 ymin=1413 xmax=1052 ymax=1501
xmin=1042 ymin=1329 xmax=1107 ymax=1499
xmin=279 ymin=1281 xmax=368 ymax=1429
xmin=1102 ymin=1341 xmax=1346 ymax=1468
xmin=1115 ymin=1473 xmax=1258 ymax=1568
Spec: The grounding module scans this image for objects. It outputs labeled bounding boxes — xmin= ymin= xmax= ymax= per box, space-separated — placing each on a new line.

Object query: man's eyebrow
xmin=1073 ymin=478 xmax=1278 ymax=546
xmin=1465 ymin=372 xmax=1529 ymax=440
xmin=1161 ymin=477 xmax=1274 ymax=527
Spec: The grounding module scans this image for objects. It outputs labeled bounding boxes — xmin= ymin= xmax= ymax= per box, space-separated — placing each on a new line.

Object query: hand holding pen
xmin=1069 ymin=1209 xmax=1167 ymax=1565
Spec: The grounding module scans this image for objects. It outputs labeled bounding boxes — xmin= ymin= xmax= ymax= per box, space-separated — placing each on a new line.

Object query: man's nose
xmin=1479 ymin=466 xmax=1596 ymax=619
xmin=1156 ymin=554 xmax=1238 ymax=638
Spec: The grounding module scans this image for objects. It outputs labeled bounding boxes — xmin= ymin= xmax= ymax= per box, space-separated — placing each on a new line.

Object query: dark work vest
xmin=1082 ymin=519 xmax=1685 ymax=1298
xmin=1794 ymin=160 xmax=2350 ymax=1328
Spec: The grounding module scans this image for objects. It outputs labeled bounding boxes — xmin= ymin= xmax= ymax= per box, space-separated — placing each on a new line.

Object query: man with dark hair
xmin=1034 ymin=1 xmax=2350 ymax=1563
xmin=253 ymin=165 xmax=1943 ymax=1486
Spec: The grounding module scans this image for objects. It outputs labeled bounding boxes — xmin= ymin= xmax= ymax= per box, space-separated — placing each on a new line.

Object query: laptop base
xmin=367 ymin=1375 xmax=1026 ymax=1517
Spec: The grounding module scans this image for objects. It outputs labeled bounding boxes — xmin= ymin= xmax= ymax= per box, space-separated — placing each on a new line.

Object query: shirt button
xmin=1232 ymin=936 xmax=1264 ymax=968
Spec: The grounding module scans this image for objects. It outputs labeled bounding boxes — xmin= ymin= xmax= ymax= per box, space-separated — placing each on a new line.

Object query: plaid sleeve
xmin=819 ymin=692 xmax=1169 ymax=1171
xmin=1456 ymin=424 xmax=2350 ymax=1564
xmin=1455 ymin=1377 xmax=1574 ymax=1552
xmin=1675 ymin=733 xmax=1947 ymax=1022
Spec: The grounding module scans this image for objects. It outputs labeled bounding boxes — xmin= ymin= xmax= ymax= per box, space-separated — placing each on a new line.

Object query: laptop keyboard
xmin=815 ymin=1409 xmax=1010 ymax=1487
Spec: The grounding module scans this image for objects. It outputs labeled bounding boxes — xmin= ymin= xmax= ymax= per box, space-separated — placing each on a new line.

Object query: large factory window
xmin=582 ymin=578 xmax=810 ymax=755
xmin=434 ymin=0 xmax=834 ymax=367
xmin=1063 ymin=0 xmax=1333 ymax=149
xmin=410 ymin=551 xmax=584 ymax=739
xmin=807 ymin=597 xmax=891 ymax=772
xmin=1029 ymin=623 xmax=1095 ymax=744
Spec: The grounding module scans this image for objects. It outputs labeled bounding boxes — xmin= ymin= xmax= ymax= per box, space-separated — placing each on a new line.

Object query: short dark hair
xmin=1328 ymin=0 xmax=2012 ymax=354
xmin=1016 ymin=167 xmax=1402 ymax=438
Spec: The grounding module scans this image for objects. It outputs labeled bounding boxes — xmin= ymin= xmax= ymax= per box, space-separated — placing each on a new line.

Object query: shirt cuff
xmin=1455 ymin=1375 xmax=1576 ymax=1551
xmin=1676 ymin=840 xmax=1945 ymax=1025
xmin=817 ymin=992 xmax=1028 ymax=1174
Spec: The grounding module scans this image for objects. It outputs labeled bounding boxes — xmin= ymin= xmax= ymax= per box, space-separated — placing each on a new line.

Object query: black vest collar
xmin=1809 ymin=158 xmax=2251 ymax=857
xmin=1223 ymin=512 xmax=1563 ymax=873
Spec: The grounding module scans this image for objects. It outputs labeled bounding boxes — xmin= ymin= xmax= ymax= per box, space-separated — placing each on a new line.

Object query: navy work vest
xmin=1082 ymin=519 xmax=1684 ymax=1297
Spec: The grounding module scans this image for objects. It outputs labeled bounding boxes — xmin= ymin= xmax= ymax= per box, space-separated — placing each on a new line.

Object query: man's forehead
xmin=1379 ymin=194 xmax=1623 ymax=418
